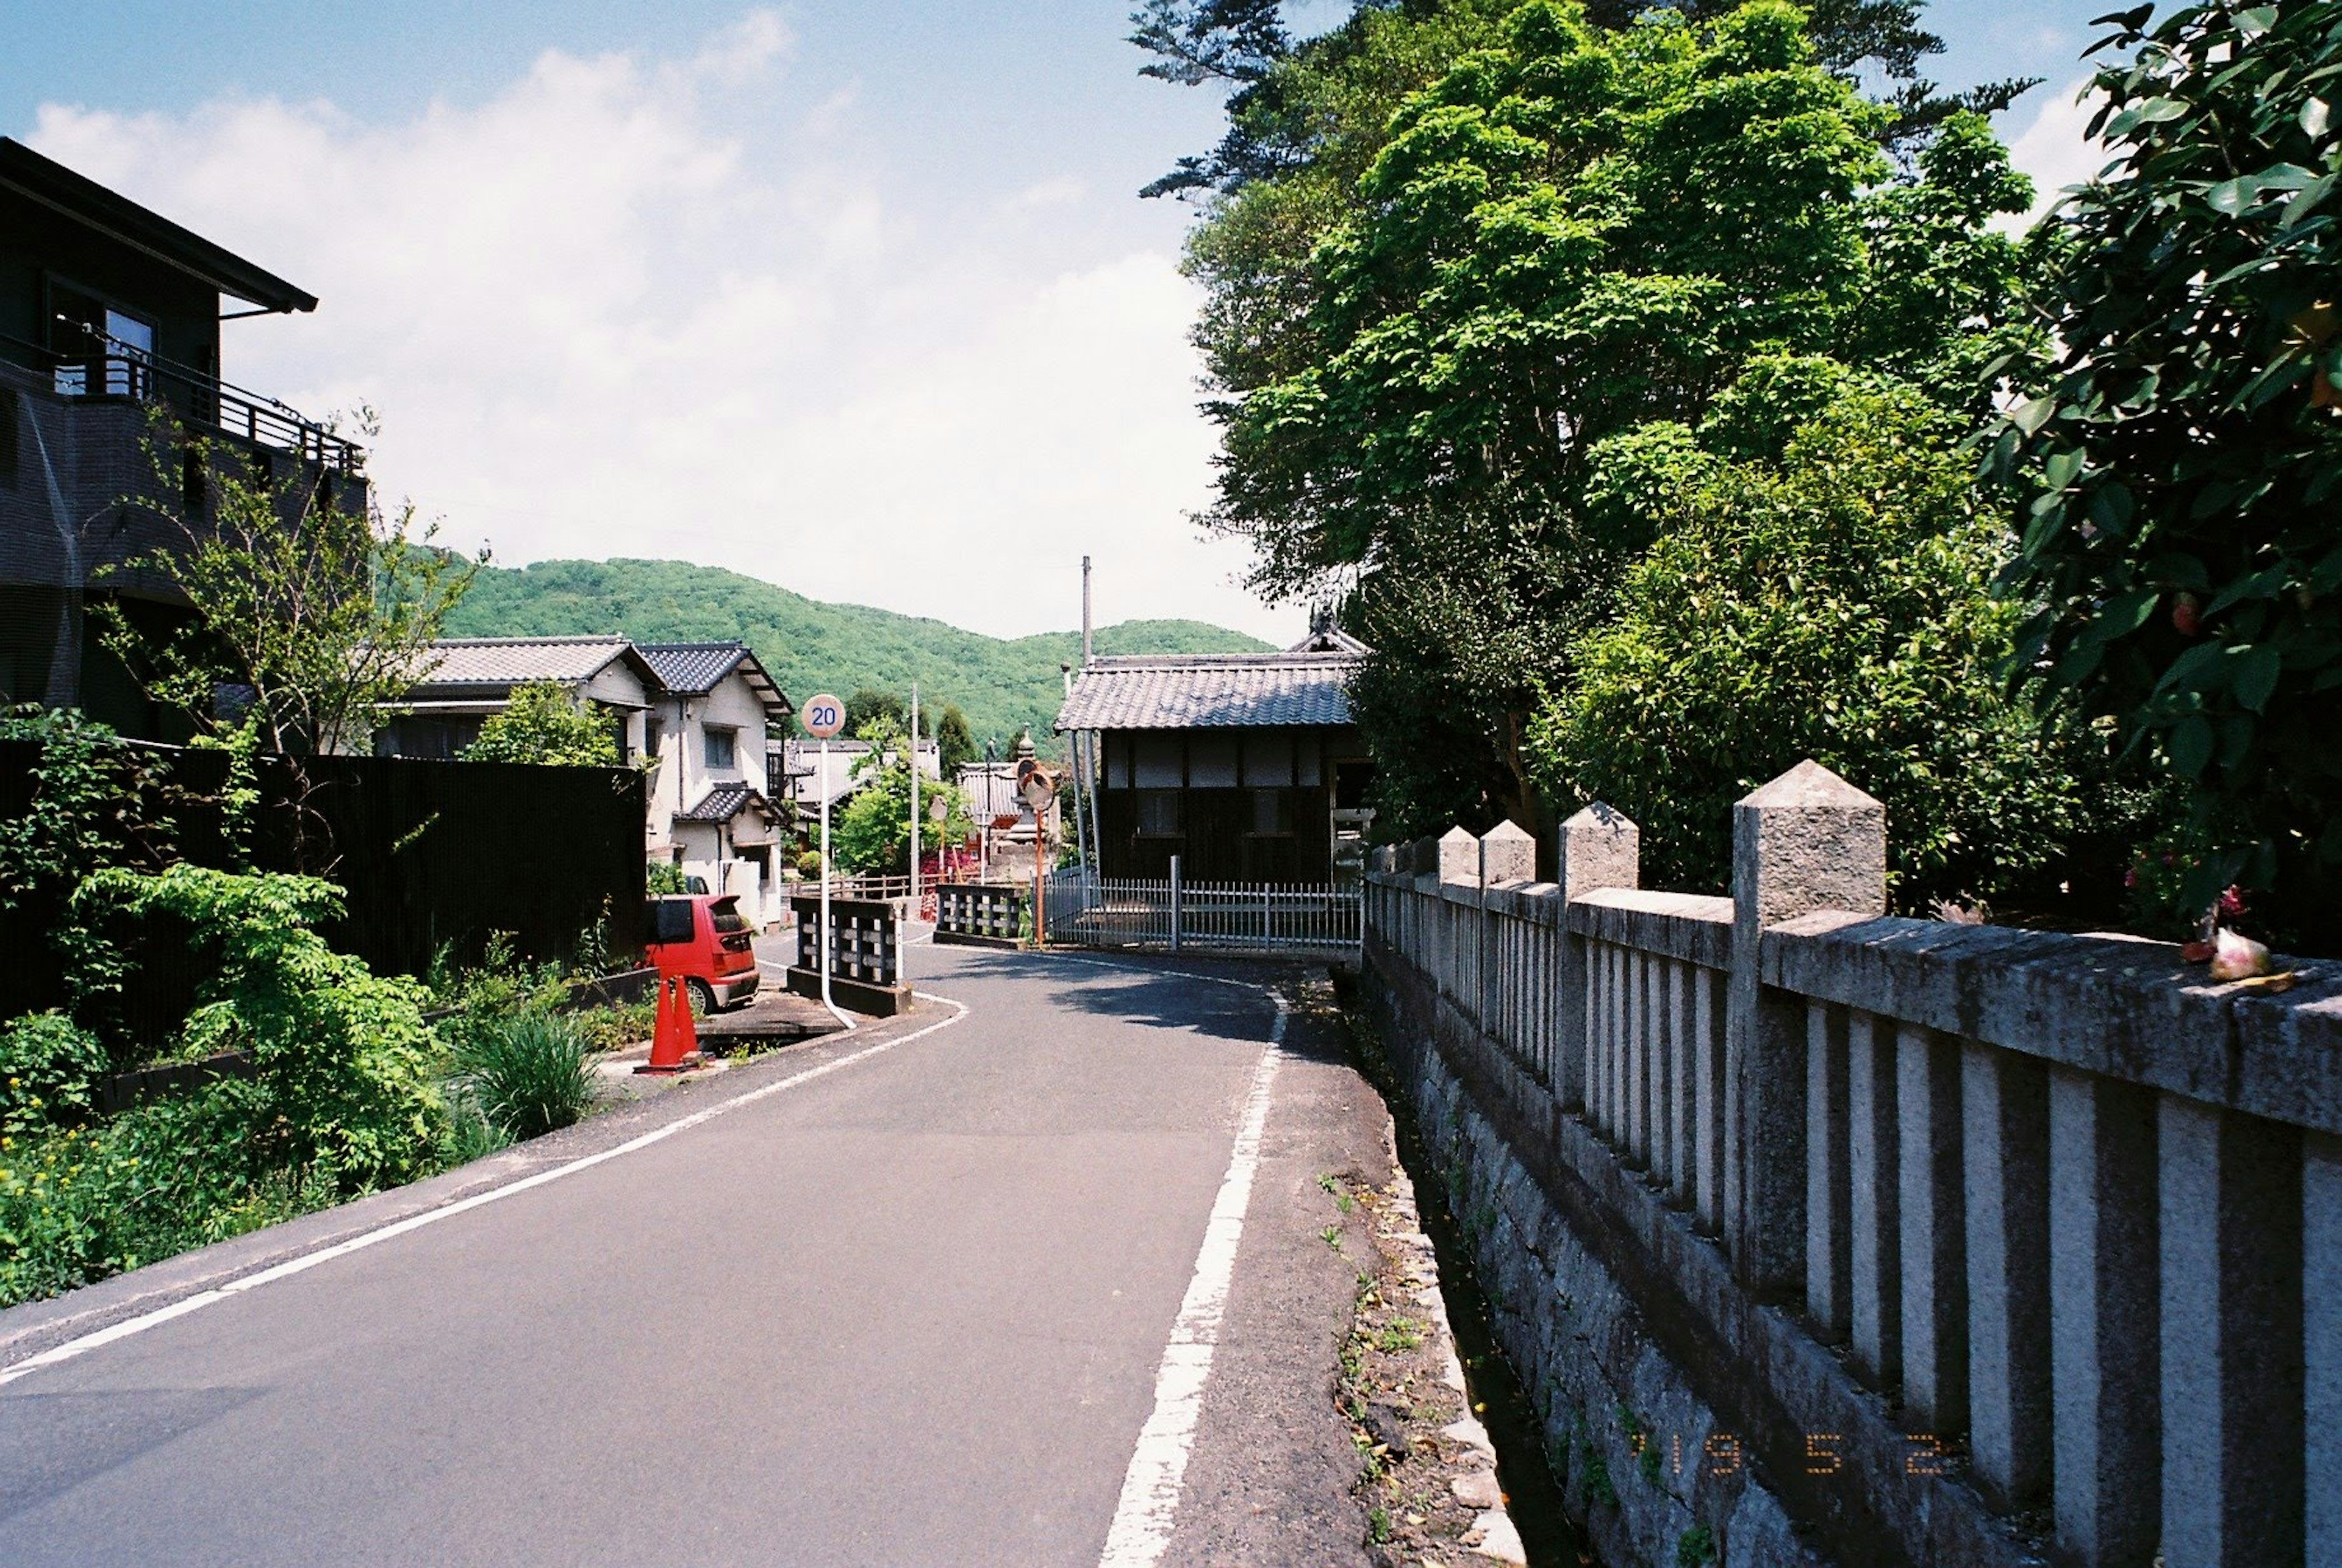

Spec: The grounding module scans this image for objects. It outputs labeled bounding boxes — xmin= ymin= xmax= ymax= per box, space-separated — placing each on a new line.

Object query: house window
xmin=704 ymin=726 xmax=737 ymax=770
xmin=1248 ymin=788 xmax=1291 ymax=836
xmin=645 ymin=718 xmax=664 ymax=757
xmin=1137 ymin=789 xmax=1181 ymax=837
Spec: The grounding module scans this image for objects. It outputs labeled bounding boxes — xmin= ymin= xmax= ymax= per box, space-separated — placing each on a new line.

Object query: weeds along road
xmin=0 ymin=943 xmax=1390 ymax=1567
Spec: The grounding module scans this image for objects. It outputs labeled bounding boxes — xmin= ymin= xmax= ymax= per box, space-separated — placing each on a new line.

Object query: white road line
xmin=0 ymin=993 xmax=969 ymax=1390
xmin=1098 ymin=993 xmax=1288 ymax=1568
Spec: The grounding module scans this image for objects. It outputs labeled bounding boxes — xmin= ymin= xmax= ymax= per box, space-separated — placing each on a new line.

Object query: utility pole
xmin=1081 ymin=554 xmax=1092 ymax=667
xmin=909 ymin=681 xmax=920 ymax=909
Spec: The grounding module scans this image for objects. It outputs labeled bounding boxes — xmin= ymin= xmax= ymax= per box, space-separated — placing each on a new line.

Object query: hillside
xmin=441 ymin=557 xmax=1274 ymax=750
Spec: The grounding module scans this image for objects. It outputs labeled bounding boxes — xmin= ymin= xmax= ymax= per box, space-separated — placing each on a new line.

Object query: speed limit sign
xmin=802 ymin=693 xmax=845 ymax=739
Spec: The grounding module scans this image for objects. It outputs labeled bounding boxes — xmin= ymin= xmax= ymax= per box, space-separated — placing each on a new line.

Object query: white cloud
xmin=2004 ymin=76 xmax=2115 ymax=224
xmin=1014 ymin=175 xmax=1087 ymax=210
xmin=23 ymin=14 xmax=1286 ymax=645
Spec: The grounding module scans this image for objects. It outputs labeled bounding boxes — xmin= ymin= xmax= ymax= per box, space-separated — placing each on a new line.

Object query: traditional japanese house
xmin=1056 ymin=628 xmax=1376 ymax=884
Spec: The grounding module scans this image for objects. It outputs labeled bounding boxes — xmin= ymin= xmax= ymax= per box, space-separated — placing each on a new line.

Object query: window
xmin=1137 ymin=789 xmax=1181 ymax=837
xmin=1248 ymin=788 xmax=1291 ymax=836
xmin=645 ymin=718 xmax=664 ymax=758
xmin=704 ymin=726 xmax=737 ymax=769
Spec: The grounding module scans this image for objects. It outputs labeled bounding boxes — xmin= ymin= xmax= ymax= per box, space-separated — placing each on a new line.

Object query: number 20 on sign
xmin=802 ymin=694 xmax=845 ymax=739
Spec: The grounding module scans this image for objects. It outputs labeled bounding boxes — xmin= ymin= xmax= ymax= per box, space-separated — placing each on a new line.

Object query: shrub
xmin=0 ymin=1012 xmax=109 ymax=1133
xmin=1984 ymin=0 xmax=2342 ymax=943
xmin=0 ymin=1084 xmax=325 ymax=1308
xmin=455 ymin=1012 xmax=595 ymax=1142
xmin=1534 ymin=390 xmax=2102 ymax=908
xmin=645 ymin=860 xmax=690 ymax=895
xmin=76 ymin=865 xmax=448 ymax=1193
xmin=460 ymin=681 xmax=620 ymax=766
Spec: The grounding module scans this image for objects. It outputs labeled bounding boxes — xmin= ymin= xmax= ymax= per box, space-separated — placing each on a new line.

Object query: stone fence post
xmin=1728 ymin=761 xmax=1885 ymax=1303
xmin=1557 ymin=803 xmax=1638 ymax=1112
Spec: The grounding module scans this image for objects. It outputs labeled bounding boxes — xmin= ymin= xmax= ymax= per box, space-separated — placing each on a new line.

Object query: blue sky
xmin=1 ymin=2 xmax=2115 ymax=641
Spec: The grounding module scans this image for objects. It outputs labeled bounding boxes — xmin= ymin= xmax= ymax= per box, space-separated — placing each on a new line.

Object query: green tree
xmin=98 ymin=415 xmax=481 ymax=866
xmin=831 ymin=729 xmax=973 ymax=876
xmin=935 ymin=703 xmax=978 ymax=776
xmin=1983 ymin=0 xmax=2341 ymax=942
xmin=460 ymin=681 xmax=620 ymax=767
xmin=1187 ymin=2 xmax=2036 ymax=834
xmin=1533 ymin=388 xmax=2100 ymax=906
xmin=845 ymin=686 xmax=910 ymax=737
xmin=105 ymin=418 xmax=480 ymax=760
xmin=1131 ymin=0 xmax=2029 ymax=201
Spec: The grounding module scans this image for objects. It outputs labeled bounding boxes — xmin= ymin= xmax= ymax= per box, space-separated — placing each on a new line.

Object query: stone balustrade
xmin=1363 ymin=761 xmax=2339 ymax=1568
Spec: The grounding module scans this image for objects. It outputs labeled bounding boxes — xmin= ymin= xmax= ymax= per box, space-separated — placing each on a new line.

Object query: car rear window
xmin=709 ymin=898 xmax=750 ymax=934
xmin=648 ymin=898 xmax=695 ymax=945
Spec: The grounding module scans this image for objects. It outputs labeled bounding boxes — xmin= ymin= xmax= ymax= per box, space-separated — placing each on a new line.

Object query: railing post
xmin=1478 ymin=822 xmax=1533 ymax=1053
xmin=1962 ymin=1042 xmax=2050 ymax=1511
xmin=1436 ymin=827 xmax=1477 ymax=1005
xmin=1728 ymin=760 xmax=1884 ymax=1303
xmin=1169 ymin=854 xmax=1181 ymax=953
xmin=2157 ymin=1096 xmax=2305 ymax=1566
xmin=1557 ymin=803 xmax=1636 ymax=1115
xmin=2307 ymin=1131 xmax=2342 ymax=1564
xmin=2047 ymin=1070 xmax=2162 ymax=1564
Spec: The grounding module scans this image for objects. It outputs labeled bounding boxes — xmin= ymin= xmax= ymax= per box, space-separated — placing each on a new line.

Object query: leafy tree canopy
xmin=1533 ymin=387 xmax=2112 ymax=907
xmin=935 ymin=703 xmax=979 ymax=776
xmin=1130 ymin=0 xmax=2032 ymax=200
xmin=1184 ymin=1 xmax=2037 ymax=833
xmin=831 ymin=726 xmax=973 ymax=876
xmin=1983 ymin=0 xmax=2342 ymax=939
xmin=460 ymin=681 xmax=621 ymax=767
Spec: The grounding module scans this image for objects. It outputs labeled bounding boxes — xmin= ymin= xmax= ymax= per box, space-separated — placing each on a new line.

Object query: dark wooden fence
xmin=1 ymin=739 xmax=645 ymax=1053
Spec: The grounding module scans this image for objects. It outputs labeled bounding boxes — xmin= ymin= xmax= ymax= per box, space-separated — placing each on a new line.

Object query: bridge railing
xmin=1364 ymin=762 xmax=2340 ymax=1567
xmin=1045 ymin=862 xmax=1359 ymax=953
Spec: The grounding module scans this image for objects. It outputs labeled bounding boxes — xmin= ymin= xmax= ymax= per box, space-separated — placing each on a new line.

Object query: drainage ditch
xmin=1334 ymin=970 xmax=1598 ymax=1568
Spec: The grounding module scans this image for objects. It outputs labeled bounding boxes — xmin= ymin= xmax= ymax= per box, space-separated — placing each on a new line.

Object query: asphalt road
xmin=0 ymin=943 xmax=1390 ymax=1567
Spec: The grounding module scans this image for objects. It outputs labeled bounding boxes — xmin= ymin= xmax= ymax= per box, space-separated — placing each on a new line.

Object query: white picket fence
xmin=1041 ymin=862 xmax=1359 ymax=952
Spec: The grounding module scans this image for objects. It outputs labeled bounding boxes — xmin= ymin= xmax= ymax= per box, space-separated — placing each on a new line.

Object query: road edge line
xmin=1097 ymin=993 xmax=1289 ymax=1567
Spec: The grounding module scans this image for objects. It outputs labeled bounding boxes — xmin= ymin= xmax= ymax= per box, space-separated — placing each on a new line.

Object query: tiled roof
xmin=410 ymin=637 xmax=637 ymax=690
xmin=637 ymin=641 xmax=792 ymax=715
xmin=678 ymin=781 xmax=775 ymax=823
xmin=1055 ymin=649 xmax=1362 ymax=731
xmin=636 ymin=642 xmax=742 ymax=693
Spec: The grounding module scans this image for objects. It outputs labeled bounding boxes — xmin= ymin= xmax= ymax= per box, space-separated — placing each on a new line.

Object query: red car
xmin=645 ymin=894 xmax=760 ymax=1012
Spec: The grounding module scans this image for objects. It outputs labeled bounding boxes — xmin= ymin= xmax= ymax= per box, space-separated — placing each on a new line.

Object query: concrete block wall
xmin=1362 ymin=762 xmax=2341 ymax=1568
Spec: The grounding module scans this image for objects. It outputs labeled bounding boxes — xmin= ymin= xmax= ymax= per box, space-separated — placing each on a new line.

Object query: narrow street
xmin=0 ymin=946 xmax=1391 ymax=1567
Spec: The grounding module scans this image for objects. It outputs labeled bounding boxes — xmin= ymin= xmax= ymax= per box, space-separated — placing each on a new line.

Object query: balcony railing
xmin=0 ymin=330 xmax=363 ymax=474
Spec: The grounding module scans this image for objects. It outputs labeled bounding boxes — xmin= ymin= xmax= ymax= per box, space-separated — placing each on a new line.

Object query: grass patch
xmin=454 ymin=1012 xmax=595 ymax=1142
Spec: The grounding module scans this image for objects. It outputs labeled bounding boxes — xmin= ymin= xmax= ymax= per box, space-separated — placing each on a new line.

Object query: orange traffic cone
xmin=637 ymin=975 xmax=703 ymax=1075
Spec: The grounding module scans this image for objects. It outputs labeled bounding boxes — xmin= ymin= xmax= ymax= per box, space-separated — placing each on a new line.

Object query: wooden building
xmin=1056 ymin=629 xmax=1375 ymax=884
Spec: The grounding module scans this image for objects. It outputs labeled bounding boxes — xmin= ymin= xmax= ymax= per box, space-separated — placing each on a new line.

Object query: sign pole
xmin=800 ymin=692 xmax=846 ymax=1018
xmin=909 ymin=682 xmax=919 ymax=911
xmin=820 ymin=736 xmax=832 ymax=1013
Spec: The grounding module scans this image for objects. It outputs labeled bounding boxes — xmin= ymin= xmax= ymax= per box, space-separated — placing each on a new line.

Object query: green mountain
xmin=441 ymin=557 xmax=1274 ymax=750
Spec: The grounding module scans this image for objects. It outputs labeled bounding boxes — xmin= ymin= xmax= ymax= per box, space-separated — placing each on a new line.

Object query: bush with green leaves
xmin=831 ymin=721 xmax=973 ymax=875
xmin=1984 ymin=0 xmax=2341 ymax=942
xmin=453 ymin=1012 xmax=595 ymax=1142
xmin=0 ymin=1084 xmax=335 ymax=1308
xmin=460 ymin=680 xmax=621 ymax=767
xmin=0 ymin=1012 xmax=110 ymax=1134
xmin=75 ymin=865 xmax=448 ymax=1193
xmin=1534 ymin=389 xmax=2103 ymax=906
xmin=645 ymin=860 xmax=690 ymax=895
